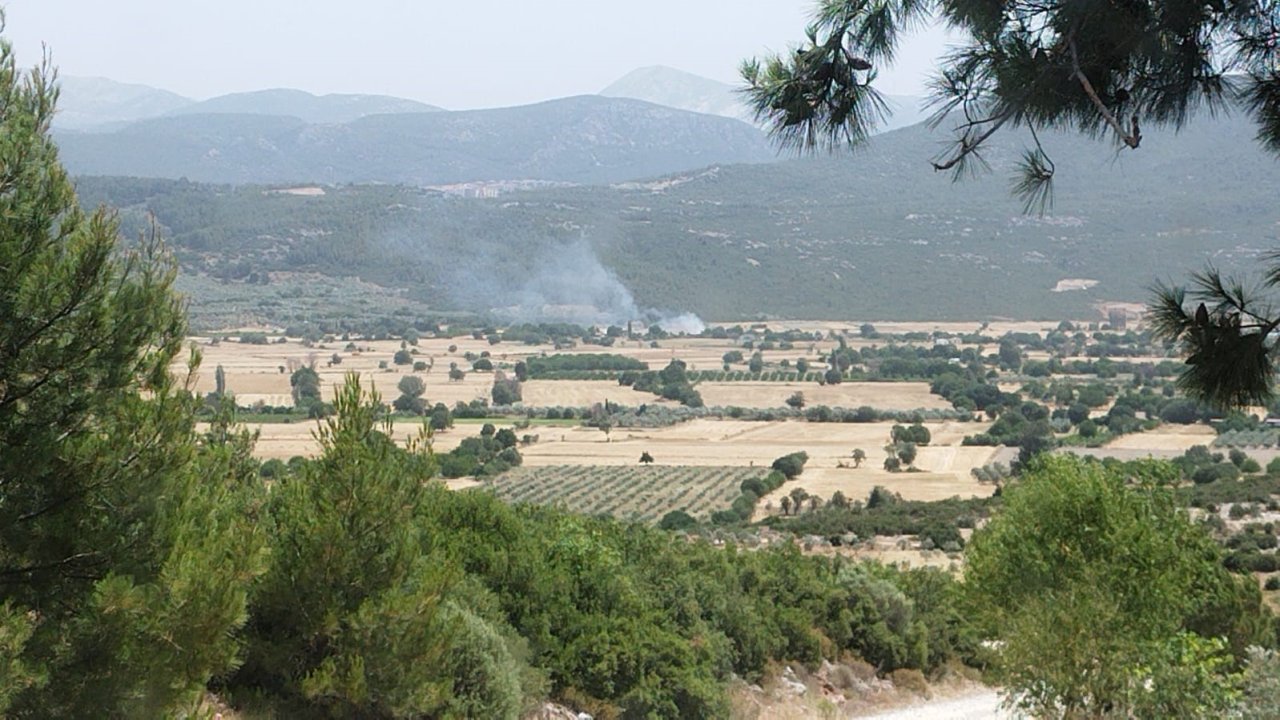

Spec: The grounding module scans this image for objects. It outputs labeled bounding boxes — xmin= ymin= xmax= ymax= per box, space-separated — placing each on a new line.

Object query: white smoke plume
xmin=490 ymin=240 xmax=705 ymax=333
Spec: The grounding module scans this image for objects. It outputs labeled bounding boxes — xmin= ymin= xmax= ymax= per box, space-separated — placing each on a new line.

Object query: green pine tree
xmin=0 ymin=27 xmax=268 ymax=715
xmin=234 ymin=374 xmax=456 ymax=717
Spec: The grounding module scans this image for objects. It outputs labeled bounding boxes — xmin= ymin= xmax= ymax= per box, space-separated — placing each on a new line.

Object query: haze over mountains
xmin=51 ymin=68 xmax=930 ymax=186
xmin=55 ymin=95 xmax=776 ymax=186
xmin=50 ymin=69 xmax=1280 ymax=325
xmin=74 ymin=106 xmax=1280 ymax=326
xmin=54 ymin=76 xmax=193 ymax=130
xmin=53 ymin=77 xmax=443 ymax=129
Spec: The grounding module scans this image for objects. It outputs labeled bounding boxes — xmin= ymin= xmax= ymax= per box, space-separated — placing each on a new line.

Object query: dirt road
xmin=858 ymin=690 xmax=1015 ymax=719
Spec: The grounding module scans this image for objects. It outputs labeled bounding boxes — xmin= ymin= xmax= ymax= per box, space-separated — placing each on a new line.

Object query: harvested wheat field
xmin=209 ymin=419 xmax=509 ymax=460
xmin=521 ymin=419 xmax=902 ymax=468
xmin=749 ymin=319 xmax=1063 ymax=337
xmin=1103 ymin=424 xmax=1216 ymax=451
xmin=696 ymin=381 xmax=951 ymax=410
xmin=517 ymin=419 xmax=995 ymax=505
xmin=520 ymin=379 xmax=676 ymax=408
xmin=181 ymin=337 xmax=499 ymax=406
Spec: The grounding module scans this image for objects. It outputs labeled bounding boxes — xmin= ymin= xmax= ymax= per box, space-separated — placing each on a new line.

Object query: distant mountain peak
xmin=54 ymin=76 xmax=193 ymax=131
xmin=166 ymin=88 xmax=443 ymax=124
xmin=601 ymin=66 xmax=750 ymax=122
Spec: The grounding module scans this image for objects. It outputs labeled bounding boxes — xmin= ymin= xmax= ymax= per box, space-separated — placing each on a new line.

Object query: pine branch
xmin=1069 ymin=39 xmax=1141 ymax=149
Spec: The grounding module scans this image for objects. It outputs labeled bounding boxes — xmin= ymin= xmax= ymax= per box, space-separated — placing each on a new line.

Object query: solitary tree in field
xmin=394 ymin=375 xmax=428 ymax=415
xmin=743 ymin=0 xmax=1280 ymax=213
xmin=786 ymin=391 xmax=806 ymax=409
xmin=215 ymin=363 xmax=227 ymax=398
xmin=851 ymin=448 xmax=867 ymax=467
xmin=780 ymin=495 xmax=794 ymax=516
xmin=640 ymin=451 xmax=655 ymax=464
xmin=291 ymin=365 xmax=321 ymax=407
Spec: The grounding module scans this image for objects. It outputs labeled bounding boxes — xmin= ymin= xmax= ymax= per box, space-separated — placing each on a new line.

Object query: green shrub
xmin=1194 ymin=463 xmax=1242 ymax=485
xmin=658 ymin=510 xmax=697 ymax=531
xmin=437 ymin=603 xmax=524 ymax=720
xmin=236 ymin=378 xmax=454 ymax=716
xmin=771 ymin=452 xmax=809 ymax=479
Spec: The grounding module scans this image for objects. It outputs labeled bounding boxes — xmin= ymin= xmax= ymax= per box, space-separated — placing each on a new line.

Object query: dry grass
xmin=521 ymin=379 xmax=675 ymax=408
xmin=1103 ymin=424 xmax=1216 ymax=451
xmin=205 ymin=419 xmax=501 ymax=460
xmin=696 ymin=381 xmax=950 ymax=411
xmin=189 ymin=335 xmax=992 ymax=507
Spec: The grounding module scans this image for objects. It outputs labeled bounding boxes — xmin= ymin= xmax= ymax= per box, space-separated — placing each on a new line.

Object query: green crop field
xmin=484 ymin=465 xmax=764 ymax=523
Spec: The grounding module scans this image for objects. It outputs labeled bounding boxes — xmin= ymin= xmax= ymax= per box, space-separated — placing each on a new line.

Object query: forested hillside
xmin=75 ymin=106 xmax=1279 ymax=327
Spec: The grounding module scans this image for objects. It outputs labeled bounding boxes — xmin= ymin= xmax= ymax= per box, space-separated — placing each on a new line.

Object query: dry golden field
xmin=1101 ymin=423 xmax=1217 ymax=451
xmin=696 ymin=381 xmax=951 ymax=410
xmin=179 ymin=332 xmax=957 ymax=413
xmin=199 ymin=419 xmax=492 ymax=460
xmin=520 ymin=379 xmax=677 ymax=408
xmin=183 ymin=321 xmax=1205 ymax=519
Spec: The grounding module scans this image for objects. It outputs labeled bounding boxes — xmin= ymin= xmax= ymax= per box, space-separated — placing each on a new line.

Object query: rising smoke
xmin=490 ymin=240 xmax=706 ymax=333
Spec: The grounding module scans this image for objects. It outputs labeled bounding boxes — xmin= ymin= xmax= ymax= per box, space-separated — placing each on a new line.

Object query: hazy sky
xmin=6 ymin=0 xmax=956 ymax=109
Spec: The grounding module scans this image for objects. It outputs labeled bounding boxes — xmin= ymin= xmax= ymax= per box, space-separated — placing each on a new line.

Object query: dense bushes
xmin=778 ymin=488 xmax=996 ymax=548
xmin=892 ymin=423 xmax=932 ymax=445
xmin=931 ymin=373 xmax=1018 ymax=413
xmin=528 ymin=353 xmax=647 ymax=377
xmin=622 ymin=359 xmax=704 ymax=407
xmin=711 ymin=469 xmax=788 ymax=525
xmin=966 ymin=456 xmax=1272 ymax=718
xmin=438 ymin=427 xmax=522 ymax=478
xmin=771 ymin=451 xmax=809 ymax=479
xmin=491 ymin=374 xmax=523 ymax=406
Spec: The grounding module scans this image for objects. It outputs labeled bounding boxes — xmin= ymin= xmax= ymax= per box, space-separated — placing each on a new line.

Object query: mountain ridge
xmin=164 ymin=88 xmax=444 ymax=124
xmin=55 ymin=95 xmax=777 ymax=185
xmin=54 ymin=76 xmax=194 ymax=130
xmin=70 ymin=108 xmax=1280 ymax=325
